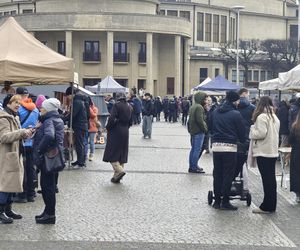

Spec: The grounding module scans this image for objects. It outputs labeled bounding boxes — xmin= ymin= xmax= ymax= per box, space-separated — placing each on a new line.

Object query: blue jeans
xmin=0 ymin=192 xmax=12 ymax=205
xmin=189 ymin=133 xmax=205 ymax=170
xmin=89 ymin=132 xmax=96 ymax=154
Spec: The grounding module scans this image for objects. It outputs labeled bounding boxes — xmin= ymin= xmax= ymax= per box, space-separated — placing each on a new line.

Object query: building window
xmin=83 ymin=41 xmax=100 ymax=62
xmin=167 ymin=77 xmax=175 ymax=95
xmin=4 ymin=12 xmax=10 ymax=16
xmin=260 ymin=70 xmax=266 ymax=81
xmin=205 ymin=13 xmax=212 ymax=42
xmin=114 ymin=41 xmax=129 ymax=62
xmin=213 ymin=15 xmax=219 ymax=43
xmin=10 ymin=10 xmax=17 ymax=15
xmin=247 ymin=70 xmax=252 ymax=82
xmin=138 ymin=79 xmax=146 ymax=90
xmin=290 ymin=25 xmax=298 ymax=40
xmin=220 ymin=16 xmax=227 ymax=43
xmin=230 ymin=17 xmax=236 ymax=42
xmin=83 ymin=78 xmax=101 ymax=87
xmin=232 ymin=69 xmax=244 ymax=83
xmin=232 ymin=69 xmax=237 ymax=82
xmin=197 ymin=12 xmax=204 ymax=41
xmin=23 ymin=9 xmax=33 ymax=14
xmin=117 ymin=79 xmax=128 ymax=87
xmin=138 ymin=42 xmax=146 ymax=63
xmin=200 ymin=68 xmax=208 ymax=83
xmin=215 ymin=68 xmax=220 ymax=77
xmin=253 ymin=70 xmax=259 ymax=82
xmin=180 ymin=11 xmax=190 ymax=21
xmin=267 ymin=71 xmax=273 ymax=80
xmin=0 ymin=12 xmax=3 ymax=16
xmin=57 ymin=41 xmax=66 ymax=56
xmin=167 ymin=10 xmax=178 ymax=17
xmin=159 ymin=9 xmax=165 ymax=15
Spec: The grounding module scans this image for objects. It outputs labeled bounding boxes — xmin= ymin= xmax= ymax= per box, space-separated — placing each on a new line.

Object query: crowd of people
xmin=0 ymin=83 xmax=299 ymax=226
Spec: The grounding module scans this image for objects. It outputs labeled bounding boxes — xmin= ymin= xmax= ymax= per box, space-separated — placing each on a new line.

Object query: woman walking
xmin=33 ymin=98 xmax=64 ymax=224
xmin=103 ymin=92 xmax=132 ymax=183
xmin=288 ymin=110 xmax=300 ymax=203
xmin=0 ymin=94 xmax=33 ymax=224
xmin=250 ymin=96 xmax=280 ymax=214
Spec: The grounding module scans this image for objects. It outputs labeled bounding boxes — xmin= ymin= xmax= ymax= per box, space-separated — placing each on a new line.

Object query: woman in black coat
xmin=33 ymin=98 xmax=64 ymax=224
xmin=289 ymin=110 xmax=300 ymax=203
xmin=103 ymin=93 xmax=132 ymax=183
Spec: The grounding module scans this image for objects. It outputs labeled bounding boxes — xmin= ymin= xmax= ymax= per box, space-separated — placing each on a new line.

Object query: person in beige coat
xmin=249 ymin=96 xmax=280 ymax=214
xmin=0 ymin=94 xmax=33 ymax=224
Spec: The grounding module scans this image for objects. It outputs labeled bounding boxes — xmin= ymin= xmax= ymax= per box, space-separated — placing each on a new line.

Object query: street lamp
xmin=232 ymin=6 xmax=245 ymax=86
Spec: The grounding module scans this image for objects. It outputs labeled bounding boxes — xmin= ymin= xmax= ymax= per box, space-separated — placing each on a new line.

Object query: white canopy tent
xmin=193 ymin=77 xmax=212 ymax=90
xmin=86 ymin=76 xmax=126 ymax=93
xmin=278 ymin=64 xmax=300 ymax=90
xmin=258 ymin=78 xmax=279 ymax=91
xmin=0 ymin=17 xmax=74 ymax=83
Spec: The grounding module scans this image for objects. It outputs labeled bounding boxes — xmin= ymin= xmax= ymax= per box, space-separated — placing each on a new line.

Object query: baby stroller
xmin=208 ymin=145 xmax=252 ymax=207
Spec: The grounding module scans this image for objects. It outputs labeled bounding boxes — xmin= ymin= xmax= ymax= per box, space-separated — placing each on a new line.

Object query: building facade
xmin=0 ymin=0 xmax=298 ymax=95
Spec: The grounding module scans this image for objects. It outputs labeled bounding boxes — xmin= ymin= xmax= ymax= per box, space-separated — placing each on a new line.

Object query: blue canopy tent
xmin=196 ymin=75 xmax=239 ymax=91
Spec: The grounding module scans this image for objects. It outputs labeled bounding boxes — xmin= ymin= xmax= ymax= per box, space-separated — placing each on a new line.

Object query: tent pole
xmin=68 ymin=82 xmax=75 ymax=168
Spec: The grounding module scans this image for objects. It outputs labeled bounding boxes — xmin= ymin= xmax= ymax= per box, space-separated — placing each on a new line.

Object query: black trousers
xmin=74 ymin=129 xmax=86 ymax=166
xmin=213 ymin=152 xmax=237 ymax=203
xmin=182 ymin=112 xmax=188 ymax=125
xmin=257 ymin=156 xmax=277 ymax=212
xmin=20 ymin=147 xmax=36 ymax=199
xmin=234 ymin=153 xmax=247 ymax=179
xmin=41 ymin=170 xmax=56 ymax=215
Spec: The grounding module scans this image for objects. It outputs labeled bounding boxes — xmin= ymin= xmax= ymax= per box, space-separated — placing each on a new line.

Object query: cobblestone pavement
xmin=1 ymin=122 xmax=300 ymax=250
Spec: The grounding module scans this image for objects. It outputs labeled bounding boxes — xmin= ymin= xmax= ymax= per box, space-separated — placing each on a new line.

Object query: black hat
xmin=16 ymin=87 xmax=29 ymax=95
xmin=65 ymin=86 xmax=78 ymax=96
xmin=2 ymin=94 xmax=13 ymax=108
xmin=226 ymin=91 xmax=240 ymax=103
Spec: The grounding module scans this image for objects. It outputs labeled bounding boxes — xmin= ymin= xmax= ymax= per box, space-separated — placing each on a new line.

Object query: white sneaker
xmin=89 ymin=154 xmax=93 ymax=161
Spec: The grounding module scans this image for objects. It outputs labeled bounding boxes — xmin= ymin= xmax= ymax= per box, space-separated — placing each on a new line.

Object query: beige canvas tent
xmin=0 ymin=17 xmax=74 ymax=83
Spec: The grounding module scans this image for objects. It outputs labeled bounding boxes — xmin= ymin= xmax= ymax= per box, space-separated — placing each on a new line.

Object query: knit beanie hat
xmin=226 ymin=91 xmax=240 ymax=103
xmin=35 ymin=95 xmax=46 ymax=109
xmin=42 ymin=98 xmax=61 ymax=112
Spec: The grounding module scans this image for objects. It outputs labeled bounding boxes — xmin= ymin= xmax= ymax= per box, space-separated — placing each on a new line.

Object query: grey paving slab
xmin=0 ymin=121 xmax=299 ymax=250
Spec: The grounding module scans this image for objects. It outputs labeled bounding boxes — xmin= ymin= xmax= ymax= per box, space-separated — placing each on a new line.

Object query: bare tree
xmin=219 ymin=40 xmax=259 ymax=86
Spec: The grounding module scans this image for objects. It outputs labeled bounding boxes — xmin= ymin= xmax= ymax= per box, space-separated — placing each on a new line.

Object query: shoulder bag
xmin=43 ymin=147 xmax=65 ymax=174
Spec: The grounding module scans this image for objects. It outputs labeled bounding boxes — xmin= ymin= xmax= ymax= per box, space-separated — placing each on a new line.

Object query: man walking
xmin=142 ymin=93 xmax=153 ymax=139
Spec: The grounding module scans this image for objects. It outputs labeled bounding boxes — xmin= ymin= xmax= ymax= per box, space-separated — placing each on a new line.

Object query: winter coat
xmin=249 ymin=113 xmax=280 ymax=158
xmin=211 ymin=101 xmax=245 ymax=145
xmin=72 ymin=94 xmax=90 ymax=131
xmin=33 ymin=111 xmax=64 ymax=168
xmin=168 ymin=100 xmax=177 ymax=112
xmin=238 ymin=97 xmax=255 ymax=140
xmin=188 ymin=92 xmax=207 ymax=135
xmin=18 ymin=99 xmax=39 ymax=147
xmin=107 ymin=98 xmax=115 ymax=114
xmin=0 ymin=110 xmax=27 ymax=193
xmin=103 ymin=99 xmax=132 ymax=164
xmin=181 ymin=99 xmax=190 ymax=114
xmin=142 ymin=99 xmax=153 ymax=116
xmin=162 ymin=99 xmax=169 ymax=113
xmin=89 ymin=105 xmax=99 ymax=133
xmin=132 ymin=97 xmax=142 ymax=114
xmin=154 ymin=99 xmax=163 ymax=114
xmin=288 ymin=128 xmax=300 ymax=193
xmin=277 ymin=101 xmax=289 ymax=136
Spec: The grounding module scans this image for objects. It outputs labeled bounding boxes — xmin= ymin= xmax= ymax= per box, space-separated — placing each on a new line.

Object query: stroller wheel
xmin=246 ymin=193 xmax=252 ymax=206
xmin=208 ymin=191 xmax=213 ymax=205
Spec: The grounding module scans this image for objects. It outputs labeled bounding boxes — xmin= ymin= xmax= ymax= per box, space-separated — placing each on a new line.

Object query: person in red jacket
xmin=88 ymin=97 xmax=99 ymax=161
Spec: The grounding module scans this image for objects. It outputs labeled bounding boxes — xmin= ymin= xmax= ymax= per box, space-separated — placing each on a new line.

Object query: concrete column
xmin=146 ymin=32 xmax=153 ymax=94
xmin=107 ymin=31 xmax=114 ymax=76
xmin=184 ymin=38 xmax=190 ymax=96
xmin=174 ymin=35 xmax=181 ymax=97
xmin=65 ymin=31 xmax=72 ymax=58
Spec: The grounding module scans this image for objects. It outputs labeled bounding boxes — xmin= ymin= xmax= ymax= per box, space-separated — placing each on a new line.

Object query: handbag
xmin=43 ymin=147 xmax=65 ymax=173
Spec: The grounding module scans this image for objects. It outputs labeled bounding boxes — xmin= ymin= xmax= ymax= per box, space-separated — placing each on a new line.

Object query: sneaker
xmin=212 ymin=201 xmax=220 ymax=209
xmin=220 ymin=202 xmax=238 ymax=211
xmin=88 ymin=154 xmax=93 ymax=161
xmin=71 ymin=161 xmax=79 ymax=167
xmin=252 ymin=208 xmax=271 ymax=214
xmin=188 ymin=168 xmax=205 ymax=174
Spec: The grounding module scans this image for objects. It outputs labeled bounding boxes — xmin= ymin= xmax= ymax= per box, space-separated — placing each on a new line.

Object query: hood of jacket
xmin=20 ymin=98 xmax=36 ymax=111
xmin=217 ymin=101 xmax=236 ymax=113
xmin=194 ymin=92 xmax=207 ymax=105
xmin=239 ymin=97 xmax=251 ymax=109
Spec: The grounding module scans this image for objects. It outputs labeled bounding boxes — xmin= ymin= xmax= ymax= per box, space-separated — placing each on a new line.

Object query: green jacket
xmin=188 ymin=92 xmax=207 ymax=135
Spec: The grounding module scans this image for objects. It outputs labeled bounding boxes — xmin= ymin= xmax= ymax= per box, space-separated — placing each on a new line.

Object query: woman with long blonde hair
xmin=250 ymin=96 xmax=280 ymax=214
xmin=289 ymin=110 xmax=300 ymax=203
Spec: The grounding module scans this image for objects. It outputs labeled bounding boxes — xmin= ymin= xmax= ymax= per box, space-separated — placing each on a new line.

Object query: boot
xmin=5 ymin=203 xmax=22 ymax=219
xmin=0 ymin=205 xmax=13 ymax=224
xmin=35 ymin=214 xmax=56 ymax=224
